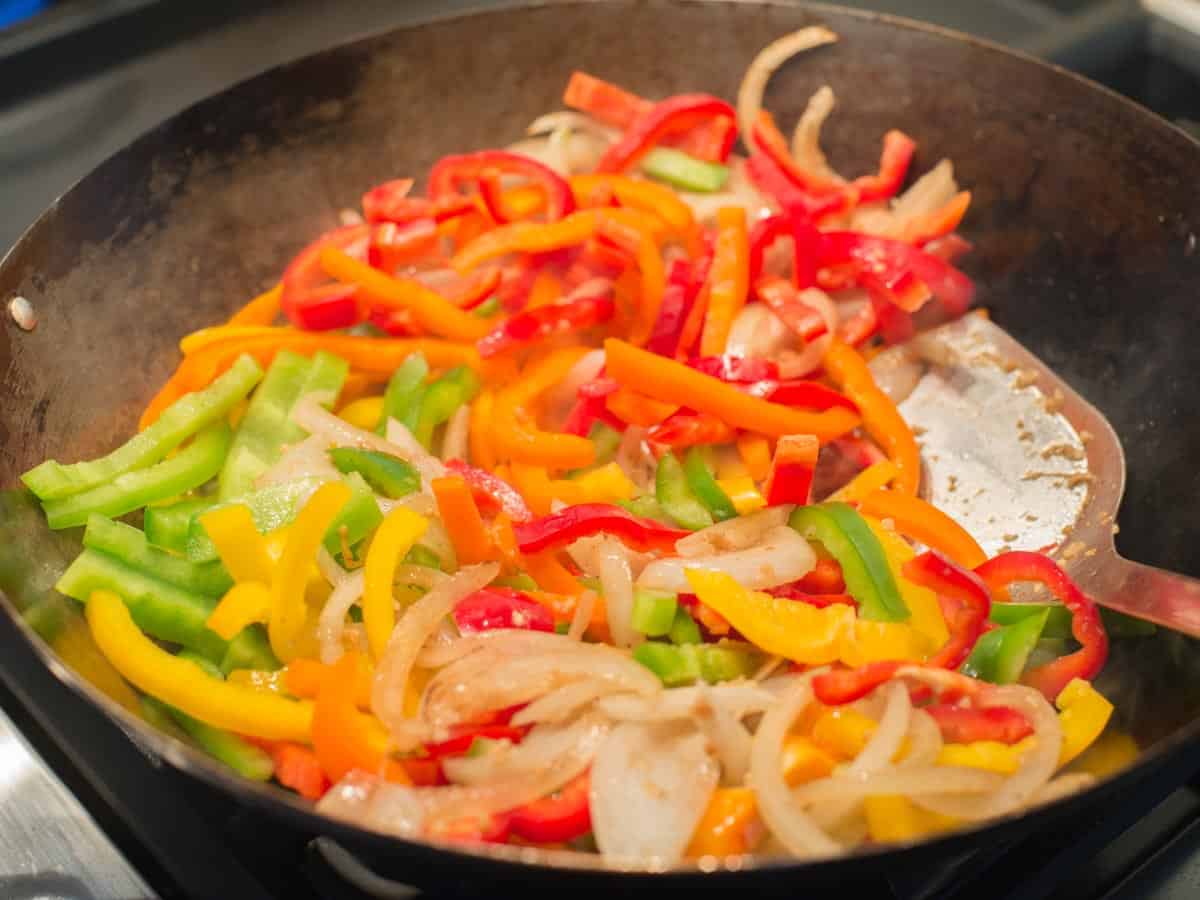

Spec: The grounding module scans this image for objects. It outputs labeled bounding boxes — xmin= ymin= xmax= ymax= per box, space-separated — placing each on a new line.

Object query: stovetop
xmin=1 ymin=1 xmax=1199 ymax=898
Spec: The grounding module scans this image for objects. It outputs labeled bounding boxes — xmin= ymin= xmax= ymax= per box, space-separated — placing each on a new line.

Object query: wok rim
xmin=2 ymin=0 xmax=1199 ymax=881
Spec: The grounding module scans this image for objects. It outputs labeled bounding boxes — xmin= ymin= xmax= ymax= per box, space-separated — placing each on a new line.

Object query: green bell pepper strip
xmin=668 ymin=605 xmax=702 ymax=645
xmin=83 ymin=515 xmax=232 ymax=598
xmin=616 ymin=495 xmax=676 ymax=525
xmin=186 ymin=473 xmax=382 ymax=563
xmin=414 ymin=365 xmax=481 ymax=448
xmin=41 ymin=422 xmax=232 ymax=530
xmin=474 ymin=297 xmax=501 ymax=318
xmin=219 ymin=350 xmax=348 ymax=499
xmin=23 ymin=354 xmax=262 ymax=501
xmin=683 ymin=447 xmax=738 ymax=522
xmin=641 ymin=147 xmax=730 ymax=193
xmin=378 ymin=353 xmax=429 ymax=435
xmin=633 ymin=640 xmax=761 ymax=686
xmin=55 ymin=547 xmax=279 ymax=671
xmin=403 ymin=544 xmax=444 ymax=571
xmin=144 ymin=496 xmax=215 ymax=553
xmin=329 ymin=447 xmax=420 ymax=499
xmin=962 ymin=608 xmax=1049 ymax=684
xmin=990 ymin=601 xmax=1156 ymax=639
xmin=494 ymin=572 xmax=539 ymax=591
xmin=138 ymin=694 xmax=193 ymax=743
xmin=565 ymin=422 xmax=624 ymax=478
xmin=655 ymin=452 xmax=713 ymax=531
xmin=146 ymin=653 xmax=274 ymax=780
xmin=789 ymin=502 xmax=909 ymax=622
xmin=631 ymin=588 xmax=678 ymax=637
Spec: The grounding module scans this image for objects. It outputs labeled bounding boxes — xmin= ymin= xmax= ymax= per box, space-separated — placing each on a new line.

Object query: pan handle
xmin=1085 ymin=551 xmax=1200 ymax=638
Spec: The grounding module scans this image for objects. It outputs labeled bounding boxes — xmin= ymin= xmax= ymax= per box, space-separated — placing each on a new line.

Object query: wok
xmin=1 ymin=0 xmax=1199 ymax=892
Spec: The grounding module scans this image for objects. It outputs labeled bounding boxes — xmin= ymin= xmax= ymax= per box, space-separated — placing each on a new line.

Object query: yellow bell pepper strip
xmin=596 ymin=211 xmax=666 ymax=347
xmin=469 ymin=388 xmax=499 ymax=471
xmin=548 ymin=462 xmax=638 ymax=506
xmin=270 ymin=482 xmax=351 ymax=662
xmin=811 ymin=707 xmax=879 ymax=760
xmin=510 ymin=462 xmax=558 ymax=517
xmin=206 ymin=582 xmax=273 ymax=641
xmin=1069 ymin=730 xmax=1138 ymax=779
xmin=311 ymin=651 xmax=410 ymax=784
xmin=863 ymin=795 xmax=959 ymax=844
xmin=937 ymin=741 xmax=1023 ymax=775
xmin=604 ymin=339 xmax=860 ymax=441
xmin=822 ymin=341 xmax=921 ymax=495
xmin=453 ymin=210 xmax=599 ymax=272
xmin=338 ymin=395 xmax=385 ymax=431
xmin=699 ymin=206 xmax=749 ymax=356
xmin=828 ymin=459 xmax=899 ymax=503
xmin=86 ymin=589 xmax=313 ymax=742
xmin=198 ymin=504 xmax=274 ymax=584
xmin=735 ymin=434 xmax=772 ymax=482
xmin=839 ymin=620 xmax=929 ymax=667
xmin=858 ymin=489 xmax=987 ymax=569
xmin=570 ymin=174 xmax=696 ymax=241
xmin=320 ymin=247 xmax=492 ymax=342
xmin=431 ymin=476 xmax=494 ymax=568
xmin=866 ymin=519 xmax=950 ymax=650
xmin=718 ymin=476 xmax=766 ymax=514
xmin=1056 ymin=678 xmax=1114 ymax=767
xmin=494 ymin=348 xmax=596 ymax=470
xmin=226 ymin=284 xmax=283 ymax=327
xmin=363 ymin=507 xmax=430 ymax=659
xmin=684 ymin=570 xmax=855 ymax=665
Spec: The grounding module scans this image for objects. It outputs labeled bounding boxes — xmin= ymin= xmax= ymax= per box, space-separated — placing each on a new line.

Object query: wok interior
xmin=1 ymin=0 xmax=1200 ymax=864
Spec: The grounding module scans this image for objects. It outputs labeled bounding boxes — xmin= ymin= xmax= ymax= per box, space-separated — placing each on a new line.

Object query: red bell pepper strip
xmin=453 ymin=587 xmax=555 ymax=634
xmin=832 ymin=436 xmax=888 ymax=469
xmin=744 ymin=151 xmax=849 ymax=224
xmin=450 ymin=268 xmax=503 ymax=311
xmin=361 ymin=178 xmax=416 ymax=223
xmin=368 ymin=219 xmax=440 ymax=273
xmin=862 ymin=277 xmax=918 ymax=345
xmin=477 ymin=279 xmax=614 ymax=358
xmin=595 ymin=94 xmax=738 ymax=174
xmin=748 ymin=213 xmax=791 ymax=286
xmin=743 ymin=379 xmax=858 ymax=413
xmin=646 ymin=259 xmax=695 ymax=357
xmin=688 ymin=355 xmax=779 ymax=383
xmin=646 ymin=411 xmax=735 ymax=449
xmin=923 ymin=703 xmax=1034 ymax=745
xmin=850 ymin=130 xmax=916 ymax=203
xmin=444 ymin=459 xmax=534 ymax=523
xmin=763 ymin=434 xmax=819 ymax=506
xmin=820 ymin=232 xmax=975 ymax=317
xmin=428 ymin=811 xmax=513 ymax=845
xmin=750 ymin=111 xmax=846 ymax=197
xmin=428 ymin=150 xmax=576 ymax=222
xmin=903 ymin=551 xmax=992 ymax=670
xmin=974 ymin=551 xmax=1108 ymax=701
xmin=754 ymin=275 xmax=829 ymax=342
xmin=813 ymin=660 xmax=905 ymax=705
xmin=508 ymin=771 xmax=592 ymax=843
xmin=424 ymin=723 xmax=528 ymax=759
xmin=766 ymin=583 xmax=857 ymax=609
xmin=514 ymin=503 xmax=689 ymax=555
xmin=280 ymin=224 xmax=371 ymax=331
xmin=799 ymin=557 xmax=846 ymax=594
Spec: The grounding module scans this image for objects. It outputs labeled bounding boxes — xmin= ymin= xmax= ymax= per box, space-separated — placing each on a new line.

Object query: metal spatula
xmin=868 ymin=313 xmax=1200 ymax=636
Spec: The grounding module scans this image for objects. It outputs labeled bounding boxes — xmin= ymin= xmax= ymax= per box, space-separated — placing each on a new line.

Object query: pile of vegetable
xmin=19 ymin=27 xmax=1137 ymax=865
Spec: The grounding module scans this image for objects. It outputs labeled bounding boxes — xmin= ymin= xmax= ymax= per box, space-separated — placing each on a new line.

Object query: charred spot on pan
xmin=31 ymin=396 xmax=49 ymax=436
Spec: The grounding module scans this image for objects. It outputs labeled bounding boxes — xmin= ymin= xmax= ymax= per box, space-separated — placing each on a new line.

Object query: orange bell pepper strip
xmin=570 ymin=174 xmax=696 ymax=241
xmin=523 ymin=550 xmax=584 ymax=596
xmin=490 ymin=513 xmax=523 ymax=573
xmin=432 ymin=476 xmax=495 ymax=566
xmin=699 ymin=206 xmax=750 ymax=356
xmin=596 ymin=212 xmax=665 ymax=347
xmin=493 ymin=348 xmax=596 ymax=470
xmin=674 ymin=282 xmax=710 ymax=360
xmin=604 ymin=338 xmax=859 ymax=442
xmin=509 ymin=462 xmax=557 ymax=517
xmin=858 ymin=490 xmax=987 ymax=569
xmin=453 ymin=210 xmax=599 ymax=272
xmin=605 ymin=387 xmax=680 ymax=427
xmin=822 ymin=341 xmax=921 ymax=495
xmin=284 ymin=657 xmax=373 ymax=708
xmin=320 ymin=247 xmax=493 ymax=342
xmin=828 ymin=459 xmax=899 ymax=503
xmin=526 ymin=269 xmax=564 ymax=309
xmin=736 ymin=434 xmax=773 ymax=482
xmin=226 ymin=284 xmax=282 ymax=326
xmin=902 ymin=191 xmax=971 ymax=245
xmin=247 ymin=739 xmax=330 ymax=801
xmin=469 ymin=388 xmax=498 ymax=471
xmin=311 ymin=651 xmax=410 ymax=784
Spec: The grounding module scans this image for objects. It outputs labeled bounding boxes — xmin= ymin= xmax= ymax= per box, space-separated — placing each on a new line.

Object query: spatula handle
xmin=1086 ymin=554 xmax=1200 ymax=638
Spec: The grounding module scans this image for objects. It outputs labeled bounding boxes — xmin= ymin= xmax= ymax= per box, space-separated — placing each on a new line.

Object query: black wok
xmin=1 ymin=1 xmax=1199 ymax=893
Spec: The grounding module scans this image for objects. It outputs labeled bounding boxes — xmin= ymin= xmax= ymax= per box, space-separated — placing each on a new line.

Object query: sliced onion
xmin=679 ymin=157 xmax=773 ymax=224
xmin=511 ymin=681 xmax=623 ymax=727
xmin=637 ymin=525 xmax=815 ymax=593
xmin=527 ymin=110 xmax=619 ymax=142
xmin=371 ymin=562 xmax=500 ymax=744
xmin=790 ymin=85 xmax=844 ymax=184
xmin=899 ymin=708 xmax=943 ymax=768
xmin=725 ymin=303 xmax=796 ymax=360
xmin=440 ymin=405 xmax=470 ymax=463
xmin=774 ymin=288 xmax=838 ymax=379
xmin=590 ymin=721 xmax=719 ymax=864
xmin=890 ymin=159 xmax=958 ymax=226
xmin=913 ymin=685 xmax=1061 ymax=821
xmin=317 ymin=547 xmax=349 ymax=587
xmin=257 ymin=436 xmax=338 ymax=488
xmin=736 ymin=27 xmax=839 ymax=152
xmin=867 ymin=340 xmax=926 ymax=404
xmin=415 ymin=628 xmax=579 ymax=669
xmin=317 ymin=568 xmax=365 ymax=665
xmin=567 ymin=589 xmax=597 ymax=641
xmin=614 ymin=426 xmax=657 ymax=494
xmin=791 ymin=767 xmax=1005 ymax=807
xmin=676 ymin=505 xmax=792 ymax=557
xmin=703 ymin=702 xmax=754 ymax=786
xmin=749 ymin=675 xmax=842 ymax=858
xmin=596 ymin=681 xmax=779 ymax=723
xmin=443 ymin=712 xmax=610 ymax=786
xmin=598 ymin=538 xmax=638 ymax=648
